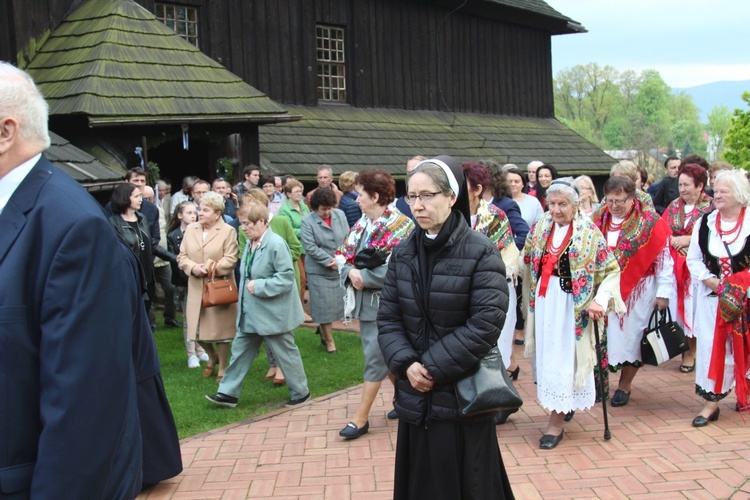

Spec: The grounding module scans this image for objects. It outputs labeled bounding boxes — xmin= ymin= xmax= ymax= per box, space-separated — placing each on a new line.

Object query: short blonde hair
xmin=283 ymin=179 xmax=304 ymax=195
xmin=339 ymin=171 xmax=358 ymax=192
xmin=241 ymin=188 xmax=268 ymax=207
xmin=237 ymin=202 xmax=270 ymax=223
xmin=199 ymin=191 xmax=225 ymax=212
xmin=610 ymin=160 xmax=639 ymax=183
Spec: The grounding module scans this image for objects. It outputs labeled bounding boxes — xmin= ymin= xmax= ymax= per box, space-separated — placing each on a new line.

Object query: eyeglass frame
xmin=604 ymin=196 xmax=632 ymax=207
xmin=404 ymin=191 xmax=444 ymax=205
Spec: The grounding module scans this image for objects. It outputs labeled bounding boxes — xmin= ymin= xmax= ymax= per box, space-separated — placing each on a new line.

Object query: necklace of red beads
xmin=546 ymin=223 xmax=574 ymax=256
xmin=716 ymin=207 xmax=746 ymax=245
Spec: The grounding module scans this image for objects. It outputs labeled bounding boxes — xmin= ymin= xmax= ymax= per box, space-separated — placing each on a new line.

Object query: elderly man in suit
xmin=206 ymin=202 xmax=310 ymax=409
xmin=0 ymin=63 xmax=142 ymax=497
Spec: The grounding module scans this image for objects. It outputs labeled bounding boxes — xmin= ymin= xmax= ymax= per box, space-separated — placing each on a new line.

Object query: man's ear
xmin=0 ymin=117 xmax=20 ymax=156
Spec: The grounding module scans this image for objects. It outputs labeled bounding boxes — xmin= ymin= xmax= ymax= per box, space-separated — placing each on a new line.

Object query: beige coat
xmin=177 ymin=219 xmax=239 ymax=342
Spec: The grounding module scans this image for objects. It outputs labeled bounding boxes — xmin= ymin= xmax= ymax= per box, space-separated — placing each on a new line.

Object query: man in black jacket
xmin=648 ymin=156 xmax=680 ymax=214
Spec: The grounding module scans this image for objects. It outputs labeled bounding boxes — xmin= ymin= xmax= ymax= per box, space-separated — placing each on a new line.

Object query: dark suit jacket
xmin=0 ymin=155 xmax=142 ymax=499
xmin=491 ymin=195 xmax=530 ymax=250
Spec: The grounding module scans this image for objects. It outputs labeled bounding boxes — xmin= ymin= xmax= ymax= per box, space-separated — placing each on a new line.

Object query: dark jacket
xmin=104 ymin=198 xmax=161 ymax=247
xmin=109 ymin=213 xmax=155 ymax=287
xmin=652 ymin=176 xmax=680 ymax=214
xmin=491 ymin=195 xmax=529 ymax=249
xmin=338 ymin=191 xmax=362 ymax=227
xmin=377 ymin=214 xmax=509 ymax=425
xmin=167 ymin=227 xmax=189 ymax=287
xmin=395 ymin=196 xmax=413 ymax=221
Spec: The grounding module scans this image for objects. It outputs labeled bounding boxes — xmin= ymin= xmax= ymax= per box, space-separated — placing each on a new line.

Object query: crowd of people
xmin=5 ymin=62 xmax=749 ymax=498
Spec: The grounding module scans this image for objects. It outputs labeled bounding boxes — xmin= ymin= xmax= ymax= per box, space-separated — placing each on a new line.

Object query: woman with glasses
xmin=592 ymin=176 xmax=673 ymax=408
xmin=664 ymin=163 xmax=713 ymax=373
xmin=378 ymin=156 xmax=513 ymax=497
xmin=523 ymin=178 xmax=623 ymax=449
xmin=334 ymin=170 xmax=414 ymax=440
xmin=686 ymin=170 xmax=750 ymax=424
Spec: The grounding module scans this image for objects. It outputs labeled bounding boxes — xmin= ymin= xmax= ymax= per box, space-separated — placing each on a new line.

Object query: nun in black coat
xmin=378 ymin=156 xmax=514 ymax=499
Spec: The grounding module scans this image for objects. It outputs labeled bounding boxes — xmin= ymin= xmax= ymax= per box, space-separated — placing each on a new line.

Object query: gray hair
xmin=318 ymin=164 xmax=333 ymax=175
xmin=0 ymin=62 xmax=50 ymax=149
xmin=546 ymin=177 xmax=580 ymax=205
xmin=406 ymin=162 xmax=453 ymax=196
xmin=502 ymin=163 xmax=518 ymax=172
xmin=714 ymin=170 xmax=750 ymax=206
xmin=199 ymin=191 xmax=226 ymax=212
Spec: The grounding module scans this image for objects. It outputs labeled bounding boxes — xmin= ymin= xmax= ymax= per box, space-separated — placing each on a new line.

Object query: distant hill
xmin=673 ymin=80 xmax=749 ymax=122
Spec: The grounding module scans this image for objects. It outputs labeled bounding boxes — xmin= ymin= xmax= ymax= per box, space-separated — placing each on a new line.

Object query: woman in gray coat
xmin=300 ymin=188 xmax=349 ymax=353
xmin=206 ymin=203 xmax=310 ymax=408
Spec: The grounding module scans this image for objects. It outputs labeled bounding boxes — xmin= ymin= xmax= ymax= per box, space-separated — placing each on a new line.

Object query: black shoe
xmin=165 ymin=319 xmax=183 ymax=328
xmin=611 ymin=389 xmax=631 ymax=407
xmin=564 ymin=410 xmax=575 ymax=422
xmin=507 ymin=366 xmax=520 ymax=381
xmin=494 ymin=408 xmax=519 ymax=425
xmin=205 ymin=393 xmax=238 ymax=408
xmin=339 ymin=421 xmax=369 ymax=439
xmin=539 ymin=431 xmax=564 ymax=450
xmin=692 ymin=408 xmax=720 ymax=427
xmin=514 ymin=339 xmax=525 ymax=345
xmin=387 ymin=408 xmax=399 ymax=420
xmin=285 ymin=392 xmax=311 ymax=407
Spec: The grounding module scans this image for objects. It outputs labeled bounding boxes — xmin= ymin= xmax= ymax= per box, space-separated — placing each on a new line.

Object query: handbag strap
xmin=206 ymin=261 xmax=217 ymax=281
xmin=658 ymin=305 xmax=674 ymax=325
xmin=647 ymin=307 xmax=659 ymax=330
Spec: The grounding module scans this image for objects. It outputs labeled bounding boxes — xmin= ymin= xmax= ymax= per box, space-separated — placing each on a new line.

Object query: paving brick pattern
xmin=139 ymin=347 xmax=750 ymax=499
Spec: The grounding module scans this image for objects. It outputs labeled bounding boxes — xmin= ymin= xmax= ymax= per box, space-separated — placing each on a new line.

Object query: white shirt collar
xmin=0 ymin=153 xmax=41 ymax=216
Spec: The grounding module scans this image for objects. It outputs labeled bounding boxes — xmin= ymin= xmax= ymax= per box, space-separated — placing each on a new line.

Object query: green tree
xmin=723 ymin=92 xmax=750 ymax=169
xmin=707 ymin=104 xmax=732 ymax=160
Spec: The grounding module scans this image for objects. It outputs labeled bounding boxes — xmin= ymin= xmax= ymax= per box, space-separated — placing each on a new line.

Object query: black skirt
xmin=394 ymin=418 xmax=514 ymax=500
xmin=137 ymin=373 xmax=183 ymax=485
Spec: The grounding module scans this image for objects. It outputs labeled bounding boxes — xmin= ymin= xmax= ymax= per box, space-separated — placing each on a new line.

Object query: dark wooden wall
xmin=3 ymin=0 xmax=554 ymax=118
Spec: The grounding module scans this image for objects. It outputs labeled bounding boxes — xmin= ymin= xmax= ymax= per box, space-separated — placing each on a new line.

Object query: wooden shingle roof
xmin=259 ymin=106 xmax=614 ymax=178
xmin=45 ymin=131 xmax=124 ymax=186
xmin=26 ymin=0 xmax=298 ymax=127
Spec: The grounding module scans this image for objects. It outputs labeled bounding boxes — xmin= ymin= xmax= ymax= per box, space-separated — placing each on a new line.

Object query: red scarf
xmin=593 ymin=200 xmax=671 ymax=303
xmin=709 ymin=271 xmax=750 ymax=414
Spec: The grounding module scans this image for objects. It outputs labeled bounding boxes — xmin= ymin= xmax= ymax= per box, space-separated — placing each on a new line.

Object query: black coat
xmin=377 ymin=216 xmax=509 ymax=424
xmin=167 ymin=228 xmax=189 ymax=287
xmin=338 ymin=191 xmax=362 ymax=227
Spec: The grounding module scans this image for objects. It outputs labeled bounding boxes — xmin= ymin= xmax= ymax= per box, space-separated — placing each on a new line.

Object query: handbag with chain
xmin=454 ymin=345 xmax=523 ymax=417
xmin=201 ymin=261 xmax=239 ymax=307
xmin=641 ymin=307 xmax=688 ymax=366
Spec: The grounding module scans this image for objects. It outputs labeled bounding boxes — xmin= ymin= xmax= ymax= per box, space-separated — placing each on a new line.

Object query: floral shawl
xmin=592 ymin=194 xmax=671 ymax=305
xmin=664 ymin=192 xmax=714 ymax=326
xmin=523 ymin=211 xmax=625 ymax=387
xmin=336 ymin=207 xmax=414 ymax=264
xmin=473 ymin=199 xmax=520 ymax=280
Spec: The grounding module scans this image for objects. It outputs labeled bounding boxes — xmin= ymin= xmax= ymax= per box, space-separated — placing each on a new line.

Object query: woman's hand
xmin=704 ymin=277 xmax=721 ymax=293
xmin=246 ymin=280 xmax=256 ymax=295
xmin=671 ymin=235 xmax=691 ymax=254
xmin=406 ymin=362 xmax=434 ymax=393
xmin=585 ymin=301 xmax=605 ymax=321
xmin=654 ymin=297 xmax=669 ymax=311
xmin=348 ymin=268 xmax=364 ymax=290
xmin=192 ymin=264 xmax=208 ymax=277
xmin=326 ymin=258 xmax=338 ymax=271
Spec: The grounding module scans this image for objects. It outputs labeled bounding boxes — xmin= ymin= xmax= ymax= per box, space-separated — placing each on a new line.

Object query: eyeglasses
xmin=605 ymin=197 xmax=631 ymax=207
xmin=405 ymin=192 xmax=443 ymax=205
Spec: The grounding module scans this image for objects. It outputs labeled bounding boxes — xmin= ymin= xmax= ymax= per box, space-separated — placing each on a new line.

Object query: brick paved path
xmin=138 ymin=347 xmax=750 ymax=499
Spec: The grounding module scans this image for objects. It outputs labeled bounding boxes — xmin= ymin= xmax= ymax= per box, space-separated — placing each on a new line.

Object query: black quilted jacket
xmin=377 ymin=218 xmax=509 ymax=425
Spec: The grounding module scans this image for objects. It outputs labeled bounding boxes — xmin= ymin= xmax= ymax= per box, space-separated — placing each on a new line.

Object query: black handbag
xmin=353 ymin=247 xmax=388 ymax=269
xmin=641 ymin=307 xmax=689 ymax=366
xmin=454 ymin=346 xmax=523 ymax=416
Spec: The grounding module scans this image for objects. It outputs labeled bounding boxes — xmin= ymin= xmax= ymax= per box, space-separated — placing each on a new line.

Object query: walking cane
xmin=593 ymin=319 xmax=612 ymax=440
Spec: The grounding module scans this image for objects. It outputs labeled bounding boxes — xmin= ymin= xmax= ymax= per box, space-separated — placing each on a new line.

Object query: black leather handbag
xmin=641 ymin=307 xmax=689 ymax=366
xmin=454 ymin=346 xmax=523 ymax=416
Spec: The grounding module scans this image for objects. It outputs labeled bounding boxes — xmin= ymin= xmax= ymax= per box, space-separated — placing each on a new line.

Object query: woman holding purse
xmin=177 ymin=191 xmax=238 ymax=382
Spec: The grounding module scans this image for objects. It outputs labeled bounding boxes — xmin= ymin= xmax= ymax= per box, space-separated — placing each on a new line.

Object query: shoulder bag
xmin=455 ymin=345 xmax=523 ymax=416
xmin=202 ymin=261 xmax=239 ymax=307
xmin=641 ymin=307 xmax=688 ymax=366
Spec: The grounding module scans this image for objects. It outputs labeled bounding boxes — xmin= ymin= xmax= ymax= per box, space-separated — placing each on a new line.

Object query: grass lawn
xmin=154 ymin=317 xmax=364 ymax=439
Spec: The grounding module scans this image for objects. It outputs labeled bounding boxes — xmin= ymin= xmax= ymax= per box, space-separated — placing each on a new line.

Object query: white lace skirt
xmin=499 ymin=281 xmax=517 ymax=369
xmin=608 ymin=276 xmax=656 ymax=366
xmin=534 ymin=277 xmax=596 ymax=413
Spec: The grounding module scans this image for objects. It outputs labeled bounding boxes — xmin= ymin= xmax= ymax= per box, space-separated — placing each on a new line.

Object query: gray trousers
xmin=218 ymin=330 xmax=309 ymax=400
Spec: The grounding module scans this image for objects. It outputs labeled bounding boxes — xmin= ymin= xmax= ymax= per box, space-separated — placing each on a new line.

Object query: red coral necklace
xmin=716 ymin=207 xmax=746 ymax=245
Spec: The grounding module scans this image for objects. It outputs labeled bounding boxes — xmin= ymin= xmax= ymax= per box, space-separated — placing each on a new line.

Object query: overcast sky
xmin=545 ymin=0 xmax=750 ymax=88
